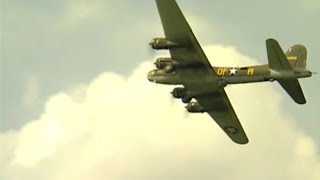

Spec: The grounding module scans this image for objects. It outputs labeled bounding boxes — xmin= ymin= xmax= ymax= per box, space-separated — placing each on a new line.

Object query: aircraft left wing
xmin=194 ymin=90 xmax=249 ymax=144
xmin=155 ymin=0 xmax=215 ymax=75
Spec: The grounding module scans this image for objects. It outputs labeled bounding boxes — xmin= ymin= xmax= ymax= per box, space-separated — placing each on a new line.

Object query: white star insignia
xmin=229 ymin=68 xmax=238 ymax=75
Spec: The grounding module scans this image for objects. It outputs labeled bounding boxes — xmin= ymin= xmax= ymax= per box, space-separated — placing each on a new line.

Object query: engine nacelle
xmin=171 ymin=87 xmax=187 ymax=99
xmin=154 ymin=58 xmax=177 ymax=73
xmin=149 ymin=38 xmax=179 ymax=50
xmin=185 ymin=101 xmax=205 ymax=113
xmin=154 ymin=58 xmax=173 ymax=69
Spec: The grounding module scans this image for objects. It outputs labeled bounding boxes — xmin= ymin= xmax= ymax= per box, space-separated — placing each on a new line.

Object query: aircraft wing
xmin=155 ymin=0 xmax=248 ymax=144
xmin=195 ymin=90 xmax=249 ymax=144
xmin=155 ymin=0 xmax=215 ymax=74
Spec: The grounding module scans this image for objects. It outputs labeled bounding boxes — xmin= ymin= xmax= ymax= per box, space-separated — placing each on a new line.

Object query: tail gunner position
xmin=147 ymin=0 xmax=313 ymax=144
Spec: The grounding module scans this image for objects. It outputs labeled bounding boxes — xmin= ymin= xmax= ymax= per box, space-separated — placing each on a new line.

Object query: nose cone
xmin=147 ymin=73 xmax=152 ymax=82
xmin=147 ymin=70 xmax=155 ymax=82
xmin=149 ymin=39 xmax=155 ymax=48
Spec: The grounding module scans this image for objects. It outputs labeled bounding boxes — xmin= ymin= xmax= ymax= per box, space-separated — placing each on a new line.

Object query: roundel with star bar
xmin=224 ymin=126 xmax=239 ymax=134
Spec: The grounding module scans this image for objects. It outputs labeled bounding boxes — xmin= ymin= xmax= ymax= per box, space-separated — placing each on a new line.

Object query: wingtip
xmin=266 ymin=38 xmax=278 ymax=43
xmin=237 ymin=140 xmax=249 ymax=145
xmin=232 ymin=137 xmax=249 ymax=145
xmin=296 ymin=99 xmax=307 ymax=105
xmin=293 ymin=93 xmax=307 ymax=105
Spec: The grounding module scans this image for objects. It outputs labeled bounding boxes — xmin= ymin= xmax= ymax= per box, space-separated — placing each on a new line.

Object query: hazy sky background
xmin=1 ymin=0 xmax=319 ymax=139
xmin=0 ymin=0 xmax=319 ymax=179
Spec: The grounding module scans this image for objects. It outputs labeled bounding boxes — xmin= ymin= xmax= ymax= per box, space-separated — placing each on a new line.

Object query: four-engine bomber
xmin=147 ymin=0 xmax=313 ymax=144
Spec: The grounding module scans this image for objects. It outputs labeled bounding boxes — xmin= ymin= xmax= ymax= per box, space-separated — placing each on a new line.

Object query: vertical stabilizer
xmin=285 ymin=44 xmax=307 ymax=70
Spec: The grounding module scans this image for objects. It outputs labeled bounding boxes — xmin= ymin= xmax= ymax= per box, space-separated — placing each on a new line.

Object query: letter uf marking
xmin=216 ymin=68 xmax=226 ymax=76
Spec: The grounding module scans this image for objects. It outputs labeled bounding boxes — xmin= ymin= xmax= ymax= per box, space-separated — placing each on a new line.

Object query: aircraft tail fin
xmin=266 ymin=39 xmax=307 ymax=104
xmin=285 ymin=44 xmax=307 ymax=70
xmin=266 ymin=39 xmax=308 ymax=71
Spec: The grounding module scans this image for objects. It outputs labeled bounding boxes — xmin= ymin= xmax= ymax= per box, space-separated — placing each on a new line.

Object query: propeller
xmin=145 ymin=43 xmax=157 ymax=57
xmin=183 ymin=108 xmax=191 ymax=119
xmin=169 ymin=91 xmax=176 ymax=105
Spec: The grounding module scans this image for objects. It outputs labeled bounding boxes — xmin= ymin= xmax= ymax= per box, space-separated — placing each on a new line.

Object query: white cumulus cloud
xmin=0 ymin=45 xmax=319 ymax=180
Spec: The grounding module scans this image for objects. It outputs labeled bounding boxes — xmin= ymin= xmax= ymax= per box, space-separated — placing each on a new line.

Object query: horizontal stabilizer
xmin=278 ymin=79 xmax=306 ymax=104
xmin=266 ymin=39 xmax=293 ymax=70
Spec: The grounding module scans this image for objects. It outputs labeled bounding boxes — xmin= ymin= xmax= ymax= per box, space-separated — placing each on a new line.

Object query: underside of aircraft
xmin=147 ymin=0 xmax=313 ymax=144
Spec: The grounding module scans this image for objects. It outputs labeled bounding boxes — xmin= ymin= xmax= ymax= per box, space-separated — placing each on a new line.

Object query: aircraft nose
xmin=147 ymin=71 xmax=154 ymax=82
xmin=147 ymin=73 xmax=152 ymax=81
xmin=147 ymin=70 xmax=157 ymax=83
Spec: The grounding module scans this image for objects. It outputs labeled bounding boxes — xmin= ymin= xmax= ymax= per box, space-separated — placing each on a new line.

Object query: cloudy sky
xmin=1 ymin=0 xmax=319 ymax=179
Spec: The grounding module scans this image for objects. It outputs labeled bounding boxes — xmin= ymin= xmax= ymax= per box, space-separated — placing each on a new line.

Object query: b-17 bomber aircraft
xmin=147 ymin=0 xmax=313 ymax=144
